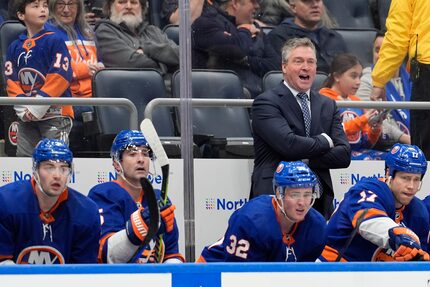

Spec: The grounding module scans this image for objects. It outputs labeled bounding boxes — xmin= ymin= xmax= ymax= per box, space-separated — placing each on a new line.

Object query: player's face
xmin=282 ymin=187 xmax=314 ymax=222
xmin=36 ymin=161 xmax=71 ymax=197
xmin=54 ymin=0 xmax=79 ymax=26
xmin=118 ymin=146 xmax=151 ymax=184
xmin=390 ymin=171 xmax=422 ymax=208
xmin=333 ymin=64 xmax=362 ymax=98
xmin=282 ymin=46 xmax=317 ymax=93
xmin=18 ymin=0 xmax=49 ymax=31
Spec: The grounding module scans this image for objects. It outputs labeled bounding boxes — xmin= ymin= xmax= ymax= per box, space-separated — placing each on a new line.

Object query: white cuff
xmin=26 ymin=95 xmax=50 ymax=119
xmin=359 ymin=216 xmax=399 ymax=249
xmin=14 ymin=105 xmax=27 ymax=121
xmin=106 ymin=229 xmax=140 ymax=263
xmin=321 ymin=133 xmax=334 ymax=148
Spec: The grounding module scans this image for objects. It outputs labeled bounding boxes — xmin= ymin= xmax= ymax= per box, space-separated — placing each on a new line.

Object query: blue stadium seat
xmin=172 ymin=69 xmax=254 ymax=158
xmin=262 ymin=71 xmax=328 ymax=92
xmin=92 ymin=68 xmax=181 ymax=157
xmin=0 ymin=21 xmax=26 ymax=156
xmin=325 ymin=0 xmax=375 ymax=28
xmin=334 ymin=28 xmax=377 ymax=69
xmin=163 ymin=24 xmax=179 ymax=45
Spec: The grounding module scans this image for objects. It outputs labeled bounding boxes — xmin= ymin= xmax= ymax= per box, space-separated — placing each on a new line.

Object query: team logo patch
xmin=276 ymin=163 xmax=284 ymax=173
xmin=391 ymin=145 xmax=400 ymax=154
xmin=8 ymin=121 xmax=18 ymax=146
xmin=16 ymin=245 xmax=65 ymax=264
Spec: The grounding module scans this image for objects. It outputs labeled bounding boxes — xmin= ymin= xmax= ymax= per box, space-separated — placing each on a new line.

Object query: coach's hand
xmin=388 ymin=227 xmax=429 ymax=261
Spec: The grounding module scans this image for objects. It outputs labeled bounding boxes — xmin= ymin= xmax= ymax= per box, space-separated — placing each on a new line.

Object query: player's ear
xmin=112 ymin=160 xmax=121 ymax=173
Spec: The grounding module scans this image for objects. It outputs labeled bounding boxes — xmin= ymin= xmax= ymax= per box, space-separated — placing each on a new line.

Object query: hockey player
xmin=319 ymin=143 xmax=430 ymax=262
xmin=6 ymin=0 xmax=73 ymax=156
xmin=88 ymin=130 xmax=184 ymax=263
xmin=0 ymin=139 xmax=100 ymax=264
xmin=197 ymin=161 xmax=327 ymax=262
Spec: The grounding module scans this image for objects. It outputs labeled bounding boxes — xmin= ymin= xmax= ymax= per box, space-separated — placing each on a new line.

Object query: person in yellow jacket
xmin=371 ymin=0 xmax=430 ymax=159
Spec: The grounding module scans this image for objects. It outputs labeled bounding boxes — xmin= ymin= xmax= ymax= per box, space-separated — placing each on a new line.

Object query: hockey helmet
xmin=273 ymin=161 xmax=318 ymax=197
xmin=386 ymin=143 xmax=427 ymax=178
xmin=110 ymin=129 xmax=152 ymax=160
xmin=32 ymin=139 xmax=73 ymax=168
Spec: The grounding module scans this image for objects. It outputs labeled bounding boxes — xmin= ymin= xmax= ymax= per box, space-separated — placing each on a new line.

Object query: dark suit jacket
xmin=250 ymin=83 xmax=351 ymax=219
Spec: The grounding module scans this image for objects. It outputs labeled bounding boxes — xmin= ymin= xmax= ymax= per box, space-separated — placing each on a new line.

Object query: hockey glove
xmin=388 ymin=227 xmax=430 ymax=261
xmin=126 ymin=207 xmax=149 ymax=245
xmin=158 ymin=203 xmax=176 ymax=235
xmin=126 ymin=203 xmax=176 ymax=245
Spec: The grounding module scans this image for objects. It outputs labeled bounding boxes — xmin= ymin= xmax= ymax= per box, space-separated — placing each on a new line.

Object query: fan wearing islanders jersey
xmin=0 ymin=139 xmax=100 ymax=264
xmin=88 ymin=130 xmax=183 ymax=264
xmin=197 ymin=161 xmax=326 ymax=262
xmin=5 ymin=0 xmax=73 ymax=157
xmin=319 ymin=143 xmax=430 ymax=262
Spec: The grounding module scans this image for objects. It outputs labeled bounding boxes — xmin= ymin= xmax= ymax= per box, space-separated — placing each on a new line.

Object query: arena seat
xmin=0 ymin=21 xmax=26 ymax=156
xmin=376 ymin=0 xmax=391 ymax=30
xmin=325 ymin=0 xmax=375 ymax=28
xmin=92 ymin=68 xmax=182 ymax=157
xmin=334 ymin=28 xmax=377 ymax=69
xmin=172 ymin=69 xmax=254 ymax=158
xmin=262 ymin=71 xmax=328 ymax=92
xmin=163 ymin=24 xmax=179 ymax=45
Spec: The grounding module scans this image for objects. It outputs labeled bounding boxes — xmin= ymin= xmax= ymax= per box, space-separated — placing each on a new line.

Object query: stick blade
xmin=140 ymin=118 xmax=169 ymax=167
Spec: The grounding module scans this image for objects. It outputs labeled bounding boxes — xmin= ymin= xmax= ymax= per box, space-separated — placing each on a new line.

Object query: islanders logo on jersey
xmin=16 ymin=246 xmax=65 ymax=264
xmin=18 ymin=68 xmax=46 ymax=94
xmin=340 ymin=110 xmax=361 ymax=144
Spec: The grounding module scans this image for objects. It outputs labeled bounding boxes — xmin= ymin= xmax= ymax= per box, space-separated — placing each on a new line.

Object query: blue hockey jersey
xmin=320 ymin=178 xmax=398 ymax=261
xmin=88 ymin=181 xmax=184 ymax=263
xmin=197 ymin=195 xmax=327 ymax=262
xmin=5 ymin=27 xmax=73 ymax=120
xmin=0 ymin=179 xmax=100 ymax=264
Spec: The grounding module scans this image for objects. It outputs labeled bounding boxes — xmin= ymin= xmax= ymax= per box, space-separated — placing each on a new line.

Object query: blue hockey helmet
xmin=111 ymin=130 xmax=152 ymax=160
xmin=386 ymin=143 xmax=427 ymax=178
xmin=273 ymin=161 xmax=318 ymax=196
xmin=32 ymin=139 xmax=73 ymax=168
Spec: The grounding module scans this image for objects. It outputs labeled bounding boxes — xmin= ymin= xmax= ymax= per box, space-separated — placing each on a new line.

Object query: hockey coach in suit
xmin=250 ymin=37 xmax=351 ymax=219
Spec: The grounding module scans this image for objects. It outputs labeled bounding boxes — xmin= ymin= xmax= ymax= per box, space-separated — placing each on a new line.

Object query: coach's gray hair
xmin=281 ymin=37 xmax=316 ymax=63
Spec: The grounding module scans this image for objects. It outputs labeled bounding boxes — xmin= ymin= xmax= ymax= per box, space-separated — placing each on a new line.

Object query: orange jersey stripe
xmin=6 ymin=79 xmax=25 ymax=97
xmin=195 ymin=255 xmax=207 ymax=263
xmin=320 ymin=245 xmax=348 ymax=262
xmin=352 ymin=208 xmax=387 ymax=228
xmin=98 ymin=232 xmax=115 ymax=263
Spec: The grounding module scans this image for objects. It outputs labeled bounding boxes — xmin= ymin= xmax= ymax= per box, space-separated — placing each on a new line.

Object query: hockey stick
xmin=335 ymin=208 xmax=369 ymax=262
xmin=140 ymin=118 xmax=170 ymax=262
xmin=129 ymin=177 xmax=159 ymax=262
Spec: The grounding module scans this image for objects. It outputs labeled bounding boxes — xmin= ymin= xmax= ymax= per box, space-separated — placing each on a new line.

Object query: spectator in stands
xmin=267 ymin=0 xmax=346 ymax=73
xmin=88 ymin=130 xmax=184 ymax=263
xmin=197 ymin=161 xmax=326 ymax=262
xmin=192 ymin=0 xmax=280 ymax=98
xmin=83 ymin=0 xmax=105 ymax=25
xmin=95 ymin=0 xmax=179 ymax=79
xmin=0 ymin=139 xmax=100 ymax=264
xmin=250 ymin=37 xmax=350 ymax=219
xmin=255 ymin=1 xmax=336 ymax=28
xmin=48 ymin=0 xmax=104 ymax=153
xmin=6 ymin=0 xmax=73 ymax=157
xmin=319 ymin=143 xmax=430 ymax=261
xmin=371 ymin=0 xmax=430 ymax=160
xmin=0 ymin=0 xmax=9 ymax=23
xmin=357 ymin=30 xmax=411 ymax=151
xmin=161 ymin=0 xmax=204 ymax=27
xmin=319 ymin=53 xmax=385 ymax=160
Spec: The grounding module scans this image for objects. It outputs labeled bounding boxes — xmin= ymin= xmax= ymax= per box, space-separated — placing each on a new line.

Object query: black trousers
xmin=411 ymin=63 xmax=430 ymax=159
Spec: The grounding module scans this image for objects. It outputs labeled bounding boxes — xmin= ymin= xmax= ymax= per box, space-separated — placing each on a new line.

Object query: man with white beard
xmin=95 ymin=0 xmax=179 ymax=74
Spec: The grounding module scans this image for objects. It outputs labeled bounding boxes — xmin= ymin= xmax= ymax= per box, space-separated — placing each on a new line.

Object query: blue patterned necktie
xmin=297 ymin=92 xmax=311 ymax=137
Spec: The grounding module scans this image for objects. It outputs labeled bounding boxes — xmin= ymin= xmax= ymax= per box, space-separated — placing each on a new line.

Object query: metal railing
xmin=144 ymin=98 xmax=430 ymax=120
xmin=0 ymin=97 xmax=139 ymax=130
